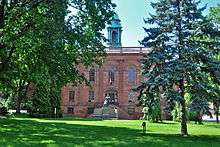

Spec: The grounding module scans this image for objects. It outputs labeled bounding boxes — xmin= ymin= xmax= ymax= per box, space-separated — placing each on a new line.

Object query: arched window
xmin=88 ymin=91 xmax=95 ymax=102
xmin=112 ymin=31 xmax=118 ymax=45
xmin=128 ymin=67 xmax=136 ymax=83
xmin=108 ymin=70 xmax=115 ymax=83
xmin=69 ymin=91 xmax=75 ymax=102
xmin=89 ymin=68 xmax=95 ymax=82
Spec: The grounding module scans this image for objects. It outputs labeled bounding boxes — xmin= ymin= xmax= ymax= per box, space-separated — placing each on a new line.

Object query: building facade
xmin=61 ymin=14 xmax=149 ymax=119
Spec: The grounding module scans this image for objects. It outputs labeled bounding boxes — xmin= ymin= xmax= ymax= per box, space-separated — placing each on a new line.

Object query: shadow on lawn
xmin=0 ymin=118 xmax=219 ymax=147
xmin=41 ymin=117 xmax=103 ymax=121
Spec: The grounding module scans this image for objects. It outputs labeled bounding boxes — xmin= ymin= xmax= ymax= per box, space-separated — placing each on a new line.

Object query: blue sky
xmin=109 ymin=0 xmax=220 ymax=46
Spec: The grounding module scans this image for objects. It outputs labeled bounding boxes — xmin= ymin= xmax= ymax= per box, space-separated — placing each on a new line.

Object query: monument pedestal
xmin=89 ymin=95 xmax=118 ymax=119
xmin=90 ymin=105 xmax=118 ymax=120
xmin=101 ymin=105 xmax=117 ymax=119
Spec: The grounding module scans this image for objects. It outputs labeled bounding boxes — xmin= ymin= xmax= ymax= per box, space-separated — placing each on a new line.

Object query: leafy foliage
xmin=0 ymin=0 xmax=115 ymax=115
xmin=171 ymin=102 xmax=180 ymax=122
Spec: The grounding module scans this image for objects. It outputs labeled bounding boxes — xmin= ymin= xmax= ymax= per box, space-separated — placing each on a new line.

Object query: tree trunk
xmin=179 ymin=80 xmax=188 ymax=136
xmin=15 ymin=101 xmax=21 ymax=113
xmin=216 ymin=103 xmax=219 ymax=123
xmin=213 ymin=99 xmax=219 ymax=123
xmin=15 ymin=91 xmax=22 ymax=114
xmin=0 ymin=1 xmax=5 ymax=27
xmin=179 ymin=98 xmax=188 ymax=136
xmin=15 ymin=81 xmax=27 ymax=114
xmin=0 ymin=1 xmax=5 ymax=72
xmin=176 ymin=0 xmax=188 ymax=135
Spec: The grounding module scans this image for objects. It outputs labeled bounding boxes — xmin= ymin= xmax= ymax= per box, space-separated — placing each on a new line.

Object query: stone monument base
xmin=90 ymin=105 xmax=118 ymax=120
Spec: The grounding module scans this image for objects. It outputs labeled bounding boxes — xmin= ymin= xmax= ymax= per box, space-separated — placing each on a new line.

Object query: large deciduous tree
xmin=139 ymin=0 xmax=220 ymax=136
xmin=0 ymin=0 xmax=115 ymax=114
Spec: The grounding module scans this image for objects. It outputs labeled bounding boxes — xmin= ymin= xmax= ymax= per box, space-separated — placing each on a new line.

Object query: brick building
xmin=61 ymin=14 xmax=150 ymax=119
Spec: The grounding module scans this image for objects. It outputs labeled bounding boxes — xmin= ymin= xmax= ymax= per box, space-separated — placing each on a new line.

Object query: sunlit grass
xmin=0 ymin=117 xmax=219 ymax=147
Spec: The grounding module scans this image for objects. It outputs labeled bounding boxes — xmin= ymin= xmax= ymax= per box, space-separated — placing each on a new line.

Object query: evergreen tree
xmin=207 ymin=4 xmax=220 ymax=123
xmin=139 ymin=0 xmax=220 ymax=136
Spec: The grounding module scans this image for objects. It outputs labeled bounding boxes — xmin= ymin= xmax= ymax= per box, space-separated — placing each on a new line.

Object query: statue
xmin=142 ymin=107 xmax=149 ymax=120
xmin=92 ymin=93 xmax=118 ymax=119
xmin=103 ymin=94 xmax=111 ymax=107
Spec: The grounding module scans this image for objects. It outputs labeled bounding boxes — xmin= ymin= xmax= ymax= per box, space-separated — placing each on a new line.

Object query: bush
xmin=0 ymin=107 xmax=8 ymax=116
xmin=188 ymin=111 xmax=197 ymax=121
xmin=149 ymin=105 xmax=161 ymax=122
xmin=171 ymin=103 xmax=180 ymax=122
xmin=141 ymin=92 xmax=162 ymax=122
xmin=29 ymin=113 xmax=50 ymax=118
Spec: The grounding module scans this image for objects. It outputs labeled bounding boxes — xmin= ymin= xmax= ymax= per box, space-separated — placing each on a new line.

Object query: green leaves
xmin=0 ymin=0 xmax=115 ymax=114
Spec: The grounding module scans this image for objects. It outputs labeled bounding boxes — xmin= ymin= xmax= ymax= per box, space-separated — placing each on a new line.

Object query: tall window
xmin=112 ymin=31 xmax=118 ymax=45
xmin=128 ymin=67 xmax=136 ymax=83
xmin=108 ymin=70 xmax=115 ymax=83
xmin=88 ymin=91 xmax=95 ymax=102
xmin=69 ymin=91 xmax=75 ymax=103
xmin=89 ymin=68 xmax=95 ymax=82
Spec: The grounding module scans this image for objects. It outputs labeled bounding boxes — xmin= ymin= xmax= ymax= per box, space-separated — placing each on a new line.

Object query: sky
xmin=109 ymin=0 xmax=220 ymax=47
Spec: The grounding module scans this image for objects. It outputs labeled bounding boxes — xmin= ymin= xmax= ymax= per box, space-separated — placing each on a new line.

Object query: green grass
xmin=0 ymin=117 xmax=220 ymax=147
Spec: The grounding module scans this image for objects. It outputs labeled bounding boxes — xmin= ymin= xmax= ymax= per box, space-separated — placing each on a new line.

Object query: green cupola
xmin=107 ymin=14 xmax=122 ymax=48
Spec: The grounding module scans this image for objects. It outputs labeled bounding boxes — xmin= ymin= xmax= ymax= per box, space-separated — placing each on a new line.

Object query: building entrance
xmin=105 ymin=89 xmax=118 ymax=105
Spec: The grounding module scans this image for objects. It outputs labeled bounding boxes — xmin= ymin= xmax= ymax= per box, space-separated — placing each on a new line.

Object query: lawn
xmin=0 ymin=117 xmax=219 ymax=147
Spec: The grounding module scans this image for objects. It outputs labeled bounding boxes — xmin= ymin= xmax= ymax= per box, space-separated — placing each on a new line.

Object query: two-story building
xmin=61 ymin=14 xmax=150 ymax=119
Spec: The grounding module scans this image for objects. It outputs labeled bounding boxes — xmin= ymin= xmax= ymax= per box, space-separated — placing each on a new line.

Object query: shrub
xmin=0 ymin=107 xmax=8 ymax=116
xmin=171 ymin=103 xmax=180 ymax=122
xmin=29 ymin=112 xmax=63 ymax=118
xmin=141 ymin=92 xmax=162 ymax=122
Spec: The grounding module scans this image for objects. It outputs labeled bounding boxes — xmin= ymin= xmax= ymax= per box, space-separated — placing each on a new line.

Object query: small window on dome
xmin=112 ymin=31 xmax=118 ymax=45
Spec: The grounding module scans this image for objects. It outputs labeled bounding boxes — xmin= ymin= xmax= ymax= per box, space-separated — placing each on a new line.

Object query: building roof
xmin=106 ymin=47 xmax=151 ymax=54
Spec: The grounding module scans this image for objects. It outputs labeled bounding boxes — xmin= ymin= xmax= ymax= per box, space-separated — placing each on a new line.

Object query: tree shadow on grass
xmin=0 ymin=118 xmax=219 ymax=147
xmin=205 ymin=124 xmax=220 ymax=129
xmin=151 ymin=121 xmax=177 ymax=124
xmin=41 ymin=117 xmax=103 ymax=121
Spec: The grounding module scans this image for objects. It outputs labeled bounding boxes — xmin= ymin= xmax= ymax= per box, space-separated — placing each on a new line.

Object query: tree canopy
xmin=0 ymin=0 xmax=115 ymax=114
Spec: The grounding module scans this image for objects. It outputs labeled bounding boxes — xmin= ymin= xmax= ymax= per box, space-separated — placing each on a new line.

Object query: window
xmin=88 ymin=91 xmax=95 ymax=102
xmin=89 ymin=68 xmax=95 ymax=82
xmin=128 ymin=67 xmax=136 ymax=83
xmin=67 ymin=107 xmax=74 ymax=114
xmin=112 ymin=31 xmax=118 ymax=45
xmin=69 ymin=91 xmax=75 ymax=102
xmin=108 ymin=70 xmax=115 ymax=83
xmin=87 ymin=107 xmax=94 ymax=114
